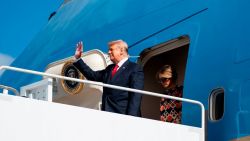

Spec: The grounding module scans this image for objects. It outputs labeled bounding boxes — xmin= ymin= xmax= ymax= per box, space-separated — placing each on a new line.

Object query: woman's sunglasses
xmin=159 ymin=77 xmax=171 ymax=83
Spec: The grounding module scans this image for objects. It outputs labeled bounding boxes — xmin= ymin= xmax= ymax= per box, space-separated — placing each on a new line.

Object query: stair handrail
xmin=0 ymin=84 xmax=20 ymax=96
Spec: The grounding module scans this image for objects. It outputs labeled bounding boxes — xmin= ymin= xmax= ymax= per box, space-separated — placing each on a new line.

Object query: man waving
xmin=73 ymin=40 xmax=144 ymax=117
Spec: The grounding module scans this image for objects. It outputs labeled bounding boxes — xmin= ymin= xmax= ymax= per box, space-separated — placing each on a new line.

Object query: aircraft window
xmin=209 ymin=88 xmax=224 ymax=121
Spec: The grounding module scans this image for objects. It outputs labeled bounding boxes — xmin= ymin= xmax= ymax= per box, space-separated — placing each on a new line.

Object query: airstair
xmin=0 ymin=65 xmax=205 ymax=141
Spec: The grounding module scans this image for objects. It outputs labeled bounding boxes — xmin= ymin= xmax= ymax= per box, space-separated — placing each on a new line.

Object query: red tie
xmin=111 ymin=65 xmax=119 ymax=77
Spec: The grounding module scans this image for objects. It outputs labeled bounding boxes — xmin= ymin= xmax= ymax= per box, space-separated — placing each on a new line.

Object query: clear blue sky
xmin=0 ymin=0 xmax=63 ymax=67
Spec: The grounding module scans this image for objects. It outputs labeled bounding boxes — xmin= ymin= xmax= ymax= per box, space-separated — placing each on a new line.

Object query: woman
xmin=157 ymin=65 xmax=183 ymax=124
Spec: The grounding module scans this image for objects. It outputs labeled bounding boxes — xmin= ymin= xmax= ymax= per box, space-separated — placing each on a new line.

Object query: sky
xmin=0 ymin=0 xmax=63 ymax=75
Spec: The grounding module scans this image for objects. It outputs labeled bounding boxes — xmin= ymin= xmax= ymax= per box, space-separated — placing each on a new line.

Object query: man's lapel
xmin=112 ymin=60 xmax=129 ymax=80
xmin=108 ymin=64 xmax=116 ymax=82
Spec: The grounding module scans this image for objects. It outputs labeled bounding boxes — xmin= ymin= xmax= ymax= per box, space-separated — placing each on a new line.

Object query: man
xmin=73 ymin=40 xmax=144 ymax=117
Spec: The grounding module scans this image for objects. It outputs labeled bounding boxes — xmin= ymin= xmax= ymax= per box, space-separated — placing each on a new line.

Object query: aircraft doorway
xmin=139 ymin=36 xmax=190 ymax=120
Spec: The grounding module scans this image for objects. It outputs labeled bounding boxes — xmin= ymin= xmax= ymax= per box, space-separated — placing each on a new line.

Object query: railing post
xmin=3 ymin=89 xmax=8 ymax=95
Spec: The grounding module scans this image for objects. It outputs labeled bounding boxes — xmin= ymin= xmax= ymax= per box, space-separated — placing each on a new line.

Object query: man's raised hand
xmin=74 ymin=41 xmax=83 ymax=59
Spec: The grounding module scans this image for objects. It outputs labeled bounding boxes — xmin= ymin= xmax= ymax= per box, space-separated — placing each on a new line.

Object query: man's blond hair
xmin=108 ymin=39 xmax=128 ymax=53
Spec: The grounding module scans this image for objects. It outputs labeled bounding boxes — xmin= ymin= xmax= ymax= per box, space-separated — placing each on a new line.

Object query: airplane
xmin=1 ymin=0 xmax=250 ymax=141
